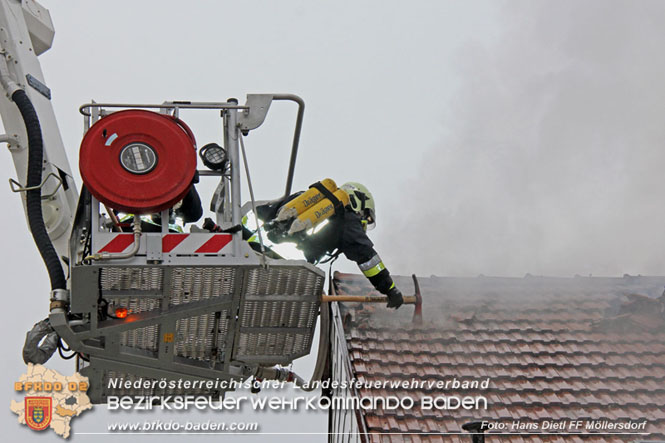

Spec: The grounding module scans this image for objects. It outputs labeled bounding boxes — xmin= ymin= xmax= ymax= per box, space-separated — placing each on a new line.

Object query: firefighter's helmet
xmin=341 ymin=182 xmax=376 ymax=230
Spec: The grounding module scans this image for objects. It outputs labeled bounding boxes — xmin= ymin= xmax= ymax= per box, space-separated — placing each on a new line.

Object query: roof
xmin=332 ymin=272 xmax=665 ymax=442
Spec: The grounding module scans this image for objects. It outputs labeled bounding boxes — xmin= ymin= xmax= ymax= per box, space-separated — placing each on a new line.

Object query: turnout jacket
xmin=256 ymin=193 xmax=396 ymax=295
xmin=294 ymin=207 xmax=395 ymax=295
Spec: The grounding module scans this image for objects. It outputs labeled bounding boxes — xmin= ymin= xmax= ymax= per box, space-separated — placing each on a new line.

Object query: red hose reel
xmin=79 ymin=110 xmax=197 ymax=214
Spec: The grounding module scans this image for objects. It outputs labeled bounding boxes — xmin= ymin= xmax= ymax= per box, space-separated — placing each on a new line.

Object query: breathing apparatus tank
xmin=263 ymin=178 xmax=349 ymax=241
xmin=288 ymin=188 xmax=349 ymax=235
xmin=275 ymin=178 xmax=337 ymax=221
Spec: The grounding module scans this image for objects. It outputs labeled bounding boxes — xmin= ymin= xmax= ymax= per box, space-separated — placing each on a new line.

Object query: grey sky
xmin=2 ymin=0 xmax=664 ymax=441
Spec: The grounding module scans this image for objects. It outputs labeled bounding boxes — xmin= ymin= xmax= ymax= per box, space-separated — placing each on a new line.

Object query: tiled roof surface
xmin=332 ymin=272 xmax=665 ymax=442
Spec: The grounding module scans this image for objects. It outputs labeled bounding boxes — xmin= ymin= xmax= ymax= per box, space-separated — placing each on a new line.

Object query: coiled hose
xmin=12 ymin=89 xmax=66 ymax=291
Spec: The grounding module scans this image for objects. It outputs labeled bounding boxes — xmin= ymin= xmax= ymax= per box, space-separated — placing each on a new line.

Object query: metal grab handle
xmin=79 ymin=101 xmax=248 ymax=117
xmin=9 ymin=172 xmax=63 ymax=199
xmin=272 ymin=94 xmax=305 ymax=199
xmin=84 ymin=219 xmax=142 ymax=261
xmin=237 ymin=94 xmax=305 ymax=200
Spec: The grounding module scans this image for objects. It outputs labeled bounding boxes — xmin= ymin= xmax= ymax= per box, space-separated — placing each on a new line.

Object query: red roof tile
xmin=332 ymin=272 xmax=665 ymax=441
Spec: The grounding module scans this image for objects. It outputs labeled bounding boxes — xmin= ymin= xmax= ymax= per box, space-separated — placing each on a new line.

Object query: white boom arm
xmin=0 ymin=0 xmax=77 ymax=262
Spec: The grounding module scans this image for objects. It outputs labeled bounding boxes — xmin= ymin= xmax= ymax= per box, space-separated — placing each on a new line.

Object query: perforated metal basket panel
xmin=175 ymin=311 xmax=229 ymax=361
xmin=112 ymin=296 xmax=161 ymax=314
xmin=245 ymin=266 xmax=323 ymax=296
xmin=120 ymin=324 xmax=160 ymax=353
xmin=235 ymin=265 xmax=324 ymax=363
xmin=101 ymin=267 xmax=163 ymax=291
xmin=170 ymin=267 xmax=236 ymax=306
xmin=237 ymin=331 xmax=313 ymax=358
xmin=240 ymin=300 xmax=319 ymax=329
xmin=101 ymin=269 xmax=163 ymax=318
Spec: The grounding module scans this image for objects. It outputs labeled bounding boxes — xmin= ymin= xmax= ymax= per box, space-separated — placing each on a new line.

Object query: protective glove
xmin=386 ymin=286 xmax=404 ymax=309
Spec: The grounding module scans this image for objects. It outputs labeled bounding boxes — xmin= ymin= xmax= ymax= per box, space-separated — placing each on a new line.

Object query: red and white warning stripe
xmin=97 ymin=233 xmax=232 ymax=254
xmin=161 ymin=234 xmax=232 ymax=254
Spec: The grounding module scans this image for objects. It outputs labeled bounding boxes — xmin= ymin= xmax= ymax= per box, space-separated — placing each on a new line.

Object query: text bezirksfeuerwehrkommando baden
xmin=106 ymin=377 xmax=492 ymax=411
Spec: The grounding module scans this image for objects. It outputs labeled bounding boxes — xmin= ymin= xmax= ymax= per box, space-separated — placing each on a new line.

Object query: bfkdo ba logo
xmin=25 ymin=397 xmax=52 ymax=431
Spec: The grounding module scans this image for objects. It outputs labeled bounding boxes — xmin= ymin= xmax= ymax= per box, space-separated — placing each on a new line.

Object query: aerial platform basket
xmin=49 ymin=96 xmax=325 ymax=403
xmin=69 ymin=260 xmax=324 ymax=402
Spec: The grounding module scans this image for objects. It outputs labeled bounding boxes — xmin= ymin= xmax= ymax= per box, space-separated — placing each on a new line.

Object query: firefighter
xmin=117 ymin=176 xmax=203 ymax=232
xmin=257 ymin=181 xmax=404 ymax=309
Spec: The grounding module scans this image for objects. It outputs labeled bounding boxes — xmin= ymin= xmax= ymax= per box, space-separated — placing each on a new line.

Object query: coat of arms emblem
xmin=25 ymin=397 xmax=52 ymax=431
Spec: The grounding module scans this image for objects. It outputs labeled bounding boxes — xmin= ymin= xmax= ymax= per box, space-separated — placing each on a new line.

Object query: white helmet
xmin=341 ymin=182 xmax=376 ymax=230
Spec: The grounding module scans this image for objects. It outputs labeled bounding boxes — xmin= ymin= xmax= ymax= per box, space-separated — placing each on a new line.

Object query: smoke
xmin=391 ymin=0 xmax=665 ymax=278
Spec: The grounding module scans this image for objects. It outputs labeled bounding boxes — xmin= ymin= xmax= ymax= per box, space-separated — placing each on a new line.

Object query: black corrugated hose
xmin=11 ymin=89 xmax=66 ymax=290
